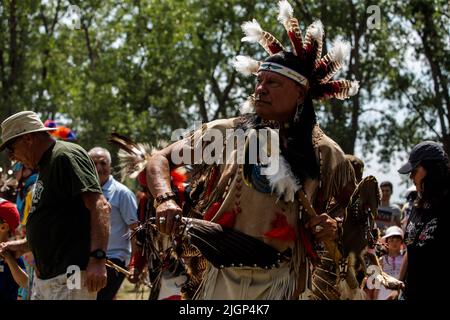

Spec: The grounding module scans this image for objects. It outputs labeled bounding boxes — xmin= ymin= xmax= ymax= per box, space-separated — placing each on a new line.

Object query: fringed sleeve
xmin=312 ymin=126 xmax=356 ymax=208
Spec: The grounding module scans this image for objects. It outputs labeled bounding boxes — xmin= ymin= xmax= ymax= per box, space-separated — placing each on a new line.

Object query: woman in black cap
xmin=393 ymin=141 xmax=450 ymax=299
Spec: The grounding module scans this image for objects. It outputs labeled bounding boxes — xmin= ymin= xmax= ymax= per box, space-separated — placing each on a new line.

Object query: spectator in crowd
xmin=389 ymin=141 xmax=450 ymax=299
xmin=0 ymin=111 xmax=110 ymax=300
xmin=0 ymin=197 xmax=28 ymax=300
xmin=12 ymin=162 xmax=38 ymax=228
xmin=376 ymin=226 xmax=405 ymax=300
xmin=400 ymin=185 xmax=417 ymax=232
xmin=375 ymin=181 xmax=402 ymax=234
xmin=11 ymin=162 xmax=38 ymax=300
xmin=88 ymin=147 xmax=138 ymax=300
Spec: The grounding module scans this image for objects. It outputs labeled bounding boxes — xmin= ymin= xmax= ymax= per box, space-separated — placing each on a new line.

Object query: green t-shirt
xmin=26 ymin=140 xmax=102 ymax=279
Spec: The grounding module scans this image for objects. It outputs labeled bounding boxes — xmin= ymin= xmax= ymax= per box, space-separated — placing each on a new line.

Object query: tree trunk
xmin=82 ymin=17 xmax=96 ymax=69
xmin=419 ymin=19 xmax=448 ymax=138
xmin=345 ymin=0 xmax=365 ymax=154
xmin=6 ymin=0 xmax=17 ymax=116
xmin=196 ymin=92 xmax=209 ymax=122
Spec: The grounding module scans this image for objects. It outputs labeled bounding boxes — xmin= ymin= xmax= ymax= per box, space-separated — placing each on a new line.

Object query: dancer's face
xmin=254 ymin=71 xmax=306 ymax=122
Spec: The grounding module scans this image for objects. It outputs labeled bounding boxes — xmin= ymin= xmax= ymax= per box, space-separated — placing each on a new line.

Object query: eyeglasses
xmin=5 ymin=137 xmax=20 ymax=153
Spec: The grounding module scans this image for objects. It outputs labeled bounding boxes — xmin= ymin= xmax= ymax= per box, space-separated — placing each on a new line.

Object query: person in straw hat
xmin=0 ymin=111 xmax=111 ymax=300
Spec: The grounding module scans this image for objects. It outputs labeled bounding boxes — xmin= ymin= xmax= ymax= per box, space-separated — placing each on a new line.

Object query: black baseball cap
xmin=398 ymin=141 xmax=448 ymax=174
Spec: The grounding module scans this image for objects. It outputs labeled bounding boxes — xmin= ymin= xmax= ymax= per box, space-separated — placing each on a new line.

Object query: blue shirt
xmin=102 ymin=176 xmax=138 ymax=265
xmin=0 ymin=256 xmax=25 ymax=300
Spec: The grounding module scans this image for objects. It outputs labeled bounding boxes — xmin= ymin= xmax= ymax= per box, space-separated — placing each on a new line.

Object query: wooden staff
xmin=106 ymin=259 xmax=132 ymax=277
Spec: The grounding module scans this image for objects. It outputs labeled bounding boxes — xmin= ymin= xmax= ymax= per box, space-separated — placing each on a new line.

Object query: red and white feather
xmin=277 ymin=0 xmax=303 ymax=56
xmin=241 ymin=19 xmax=284 ymax=55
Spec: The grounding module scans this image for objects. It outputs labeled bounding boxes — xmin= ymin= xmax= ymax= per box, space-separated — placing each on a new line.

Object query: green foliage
xmin=0 ymin=0 xmax=449 ymax=171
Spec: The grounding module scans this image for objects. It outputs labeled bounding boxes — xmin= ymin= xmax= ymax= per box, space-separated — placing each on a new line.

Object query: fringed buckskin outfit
xmin=181 ymin=117 xmax=355 ymax=299
xmin=143 ymin=0 xmax=364 ymax=300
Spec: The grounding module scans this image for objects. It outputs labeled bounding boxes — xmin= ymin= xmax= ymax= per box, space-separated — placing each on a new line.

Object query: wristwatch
xmin=153 ymin=191 xmax=177 ymax=209
xmin=89 ymin=249 xmax=107 ymax=260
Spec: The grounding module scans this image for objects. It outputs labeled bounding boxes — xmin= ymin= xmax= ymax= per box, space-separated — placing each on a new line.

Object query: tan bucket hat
xmin=0 ymin=111 xmax=57 ymax=151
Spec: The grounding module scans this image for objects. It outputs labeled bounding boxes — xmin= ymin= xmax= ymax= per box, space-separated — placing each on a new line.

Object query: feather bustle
xmin=109 ymin=133 xmax=155 ymax=181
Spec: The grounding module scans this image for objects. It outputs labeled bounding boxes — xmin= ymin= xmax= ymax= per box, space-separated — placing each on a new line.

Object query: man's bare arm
xmin=0 ymin=239 xmax=30 ymax=259
xmin=147 ymin=139 xmax=188 ymax=234
xmin=82 ymin=191 xmax=111 ymax=292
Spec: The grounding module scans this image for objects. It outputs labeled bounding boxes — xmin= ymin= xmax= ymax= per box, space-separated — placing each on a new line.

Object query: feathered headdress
xmin=234 ymin=0 xmax=359 ymax=103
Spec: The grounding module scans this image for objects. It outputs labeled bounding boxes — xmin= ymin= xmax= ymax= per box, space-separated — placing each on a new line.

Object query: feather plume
xmin=241 ymin=19 xmax=264 ymax=43
xmin=241 ymin=19 xmax=284 ymax=55
xmin=306 ymin=20 xmax=324 ymax=42
xmin=286 ymin=18 xmax=304 ymax=57
xmin=303 ymin=20 xmax=324 ymax=75
xmin=315 ymin=40 xmax=350 ymax=83
xmin=233 ymin=55 xmax=260 ymax=76
xmin=277 ymin=0 xmax=293 ymax=26
xmin=277 ymin=0 xmax=304 ymax=56
xmin=312 ymin=79 xmax=359 ymax=100
xmin=266 ymin=155 xmax=300 ymax=202
xmin=330 ymin=39 xmax=350 ymax=64
xmin=108 ymin=133 xmax=155 ymax=181
xmin=348 ymin=80 xmax=359 ymax=97
xmin=261 ymin=32 xmax=285 ymax=55
xmin=239 ymin=96 xmax=256 ymax=114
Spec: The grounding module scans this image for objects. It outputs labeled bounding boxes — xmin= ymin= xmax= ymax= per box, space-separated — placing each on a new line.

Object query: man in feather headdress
xmin=147 ymin=1 xmax=360 ymax=299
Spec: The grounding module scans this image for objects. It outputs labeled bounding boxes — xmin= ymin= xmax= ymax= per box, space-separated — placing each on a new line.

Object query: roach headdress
xmin=234 ymin=0 xmax=359 ymax=105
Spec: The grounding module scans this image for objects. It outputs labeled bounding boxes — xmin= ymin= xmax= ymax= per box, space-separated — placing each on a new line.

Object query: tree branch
xmin=292 ymin=0 xmax=313 ymax=24
xmin=81 ymin=16 xmax=96 ymax=69
xmin=196 ymin=92 xmax=209 ymax=122
xmin=8 ymin=0 xmax=17 ymax=86
xmin=39 ymin=4 xmax=49 ymax=35
xmin=401 ymin=87 xmax=443 ymax=139
xmin=212 ymin=40 xmax=242 ymax=120
xmin=50 ymin=0 xmax=62 ymax=35
xmin=415 ymin=12 xmax=449 ymax=136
